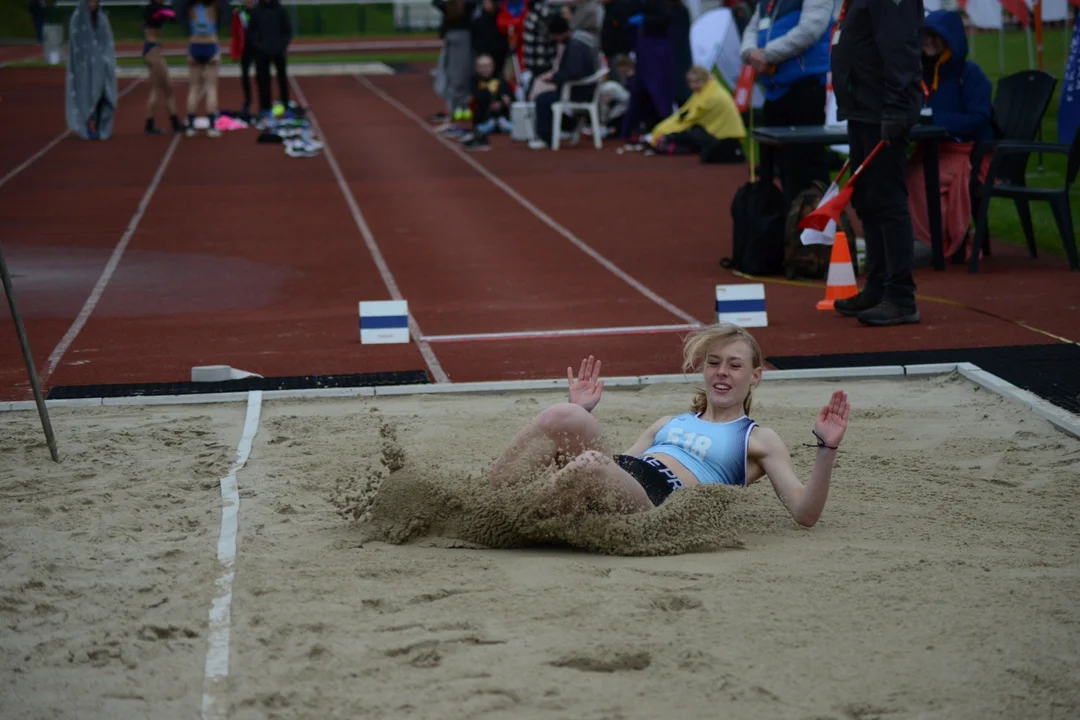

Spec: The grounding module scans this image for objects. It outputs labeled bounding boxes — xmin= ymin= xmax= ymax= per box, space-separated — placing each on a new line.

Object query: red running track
xmin=1 ymin=67 xmax=1078 ymax=401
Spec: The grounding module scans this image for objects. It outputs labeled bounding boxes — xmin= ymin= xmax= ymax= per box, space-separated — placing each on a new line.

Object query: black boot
xmin=857 ymin=300 xmax=921 ymax=327
xmin=834 ymin=290 xmax=882 ymax=317
xmin=145 ymin=118 xmax=164 ymax=135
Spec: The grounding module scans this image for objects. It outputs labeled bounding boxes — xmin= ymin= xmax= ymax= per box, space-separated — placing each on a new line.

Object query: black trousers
xmin=256 ymin=53 xmax=289 ymax=112
xmin=240 ymin=45 xmax=256 ymax=108
xmin=663 ymin=127 xmax=745 ymax=163
xmin=848 ymin=119 xmax=918 ymax=309
xmin=761 ymin=75 xmax=830 ymax=197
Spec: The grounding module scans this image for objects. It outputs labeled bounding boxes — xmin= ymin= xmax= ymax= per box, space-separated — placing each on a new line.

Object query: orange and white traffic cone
xmin=816 ymin=231 xmax=858 ymax=311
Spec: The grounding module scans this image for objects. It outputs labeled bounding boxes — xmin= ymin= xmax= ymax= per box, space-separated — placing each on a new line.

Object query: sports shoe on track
xmin=284 ymin=136 xmax=321 ymax=157
xmin=463 ymin=134 xmax=490 ymax=151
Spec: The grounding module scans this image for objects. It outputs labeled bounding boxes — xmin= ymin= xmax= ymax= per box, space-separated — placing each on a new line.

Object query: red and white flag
xmin=800 ymin=178 xmax=843 ymax=245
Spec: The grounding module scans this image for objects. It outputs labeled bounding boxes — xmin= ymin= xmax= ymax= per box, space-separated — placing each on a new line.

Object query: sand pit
xmin=2 ymin=373 xmax=1079 ymax=719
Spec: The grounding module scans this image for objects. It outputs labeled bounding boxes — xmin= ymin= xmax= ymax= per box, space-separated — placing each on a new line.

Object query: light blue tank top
xmin=643 ymin=413 xmax=757 ymax=486
xmin=191 ymin=4 xmax=215 ymax=35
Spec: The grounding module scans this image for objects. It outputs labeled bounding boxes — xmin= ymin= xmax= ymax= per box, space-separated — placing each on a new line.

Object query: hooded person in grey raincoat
xmin=65 ymin=0 xmax=118 ymax=140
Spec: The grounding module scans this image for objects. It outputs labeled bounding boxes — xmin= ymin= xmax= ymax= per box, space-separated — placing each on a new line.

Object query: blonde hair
xmin=686 ymin=65 xmax=712 ymax=88
xmin=682 ymin=323 xmax=764 ymax=416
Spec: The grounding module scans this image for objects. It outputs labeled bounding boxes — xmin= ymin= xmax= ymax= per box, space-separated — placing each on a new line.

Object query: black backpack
xmin=721 ymin=178 xmax=786 ymax=276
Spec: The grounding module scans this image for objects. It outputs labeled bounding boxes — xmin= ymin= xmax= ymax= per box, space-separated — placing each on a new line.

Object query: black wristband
xmin=812 ymin=430 xmax=838 ymax=450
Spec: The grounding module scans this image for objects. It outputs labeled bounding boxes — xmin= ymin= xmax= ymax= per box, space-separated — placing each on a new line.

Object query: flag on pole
xmin=799 ymin=143 xmax=885 ymax=232
xmin=734 ymin=64 xmax=756 ymax=113
xmin=1059 ymin=19 xmax=1080 ymax=145
xmin=800 ymin=169 xmax=845 ymax=245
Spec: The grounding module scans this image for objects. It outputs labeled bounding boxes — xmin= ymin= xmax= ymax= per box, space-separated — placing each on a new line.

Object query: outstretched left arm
xmin=751 ymin=390 xmax=849 ymax=527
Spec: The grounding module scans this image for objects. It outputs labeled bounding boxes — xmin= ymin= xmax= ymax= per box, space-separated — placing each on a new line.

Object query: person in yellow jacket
xmin=647 ymin=66 xmax=747 ymax=163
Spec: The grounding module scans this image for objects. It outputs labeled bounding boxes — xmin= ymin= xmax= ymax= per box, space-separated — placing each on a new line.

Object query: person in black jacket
xmin=830 ymin=0 xmax=924 ymax=326
xmin=247 ymin=0 xmax=293 ymax=117
xmin=528 ymin=14 xmax=601 ymax=149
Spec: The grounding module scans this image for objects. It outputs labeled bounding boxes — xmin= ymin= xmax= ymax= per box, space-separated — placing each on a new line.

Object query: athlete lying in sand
xmin=486 ymin=323 xmax=849 ymax=526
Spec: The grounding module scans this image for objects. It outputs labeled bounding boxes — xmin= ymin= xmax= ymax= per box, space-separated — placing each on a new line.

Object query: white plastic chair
xmin=551 ymin=67 xmax=609 ymax=151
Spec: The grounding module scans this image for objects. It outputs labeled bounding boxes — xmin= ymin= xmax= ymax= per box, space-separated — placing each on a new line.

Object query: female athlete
xmin=486 ymin=323 xmax=849 ymax=526
xmin=142 ymin=0 xmax=185 ymax=135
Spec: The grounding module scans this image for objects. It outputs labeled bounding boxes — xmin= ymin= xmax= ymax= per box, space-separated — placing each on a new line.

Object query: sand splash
xmin=329 ymin=417 xmax=772 ymax=556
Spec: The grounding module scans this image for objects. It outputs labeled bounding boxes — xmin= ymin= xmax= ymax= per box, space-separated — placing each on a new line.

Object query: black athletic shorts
xmin=613 ymin=454 xmax=685 ymax=506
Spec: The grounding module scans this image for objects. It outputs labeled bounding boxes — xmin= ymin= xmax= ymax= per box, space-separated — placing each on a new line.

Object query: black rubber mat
xmin=45 ymin=370 xmax=431 ymax=400
xmin=767 ymin=343 xmax=1080 ymax=415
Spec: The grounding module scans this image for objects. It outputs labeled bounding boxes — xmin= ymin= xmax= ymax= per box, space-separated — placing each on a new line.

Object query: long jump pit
xmin=1 ymin=368 xmax=1078 ymax=720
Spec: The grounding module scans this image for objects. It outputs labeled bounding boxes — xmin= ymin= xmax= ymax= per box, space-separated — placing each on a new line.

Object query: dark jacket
xmin=921 ymin=10 xmax=994 ymax=143
xmin=247 ymin=0 xmax=292 ymax=56
xmin=552 ymin=29 xmax=601 ymax=101
xmin=433 ymin=0 xmax=477 ymax=37
xmin=831 ymin=0 xmax=924 ymax=126
xmin=471 ymin=3 xmax=507 ymax=58
xmin=601 ymin=0 xmax=635 ymax=58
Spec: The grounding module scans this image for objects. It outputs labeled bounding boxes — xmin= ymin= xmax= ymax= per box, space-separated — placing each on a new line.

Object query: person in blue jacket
xmin=906 ymin=9 xmax=994 ymax=261
xmin=739 ymin=0 xmax=833 ymax=199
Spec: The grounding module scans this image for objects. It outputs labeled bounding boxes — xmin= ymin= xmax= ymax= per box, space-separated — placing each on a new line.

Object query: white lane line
xmin=353 ymin=74 xmax=703 ymax=328
xmin=40 ymin=132 xmax=181 ymax=386
xmin=289 ymin=76 xmax=450 ymax=384
xmin=421 ymin=323 xmax=700 ymax=343
xmin=0 ymin=78 xmax=143 ymax=192
xmin=201 ymin=390 xmax=263 ymax=720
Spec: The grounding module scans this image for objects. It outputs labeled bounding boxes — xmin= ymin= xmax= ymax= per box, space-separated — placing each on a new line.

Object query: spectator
xmin=669 ymin=0 xmax=692 ymax=105
xmin=569 ymin=0 xmax=605 ymax=69
xmin=472 ymin=0 xmax=509 ymax=85
xmin=462 ymin=53 xmax=515 ymax=150
xmin=433 ymin=0 xmax=477 ymax=129
xmin=620 ymin=0 xmax=678 ymax=141
xmin=247 ymin=0 xmax=293 ymax=121
xmin=739 ymin=0 xmax=832 ymax=198
xmin=831 ymin=0 xmax=924 ymax=326
xmin=522 ymin=0 xmax=561 ymax=95
xmin=66 ymin=0 xmax=117 ymax=140
xmin=906 ymin=9 xmax=994 ymax=262
xmin=230 ymin=0 xmax=258 ymax=119
xmin=598 ymin=53 xmax=634 ymax=135
xmin=600 ymin=0 xmax=635 ymax=65
xmin=529 ymin=14 xmax=601 ymax=149
xmin=647 ymin=65 xmax=746 ymax=163
xmin=496 ymin=0 xmax=527 ymax=81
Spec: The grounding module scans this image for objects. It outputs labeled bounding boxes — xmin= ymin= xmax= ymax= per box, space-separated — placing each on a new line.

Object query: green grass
xmin=1 ymin=1 xmax=434 ymax=42
xmin=738 ymin=28 xmax=1078 ymax=258
xmin=969 ymin=28 xmax=1077 ymax=258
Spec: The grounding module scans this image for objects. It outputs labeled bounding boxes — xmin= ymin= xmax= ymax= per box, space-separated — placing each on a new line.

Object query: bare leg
xmin=204 ymin=60 xmax=219 ymax=116
xmin=487 ymin=403 xmax=606 ymax=489
xmin=187 ymin=61 xmax=203 ymax=122
xmin=145 ymin=56 xmax=159 ymax=121
xmin=530 ymin=450 xmax=653 ymax=517
xmin=160 ymin=62 xmax=177 ymax=116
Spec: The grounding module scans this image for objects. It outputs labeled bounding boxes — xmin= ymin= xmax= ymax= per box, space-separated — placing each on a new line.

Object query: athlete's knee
xmin=535 ymin=402 xmax=600 ymax=439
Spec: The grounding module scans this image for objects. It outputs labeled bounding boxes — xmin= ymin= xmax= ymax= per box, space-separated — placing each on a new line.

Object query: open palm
xmin=815 ymin=390 xmax=850 ymax=448
xmin=568 ymin=356 xmax=604 ymax=412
